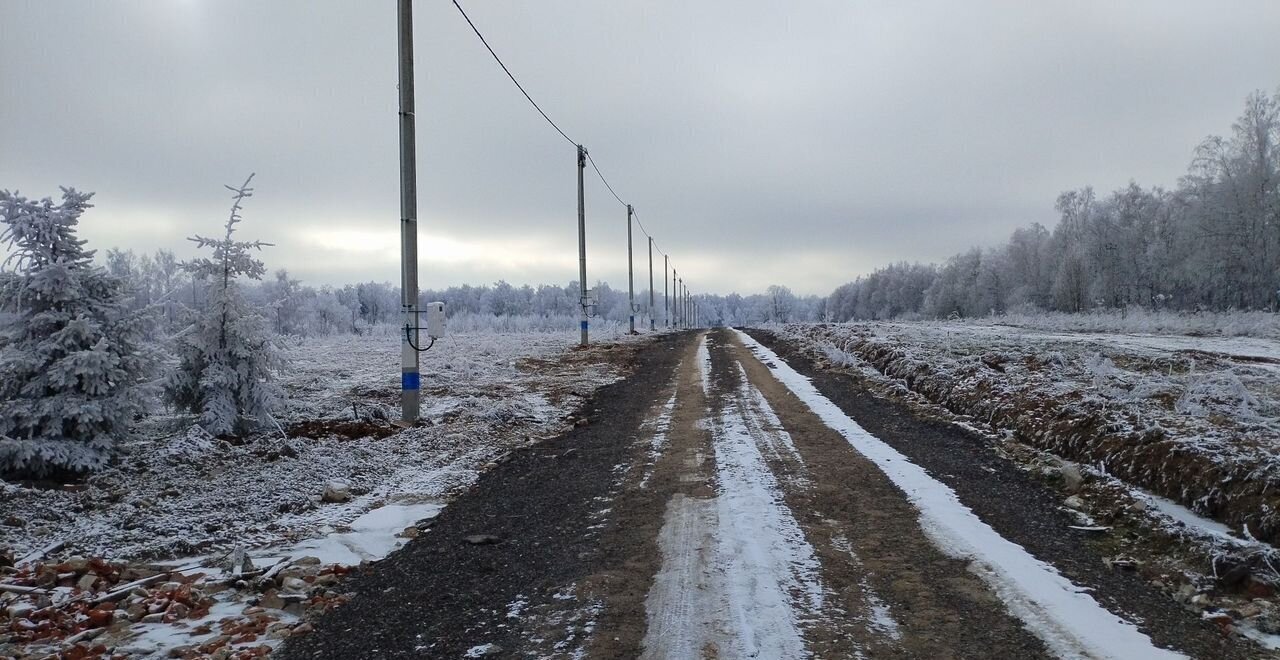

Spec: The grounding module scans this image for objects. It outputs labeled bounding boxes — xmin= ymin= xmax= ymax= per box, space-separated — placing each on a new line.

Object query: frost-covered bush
xmin=0 ymin=188 xmax=155 ymax=476
xmin=164 ymin=175 xmax=284 ymax=436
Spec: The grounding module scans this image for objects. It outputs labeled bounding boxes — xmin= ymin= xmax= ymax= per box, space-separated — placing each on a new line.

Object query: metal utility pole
xmin=648 ymin=237 xmax=655 ymax=332
xmin=626 ymin=204 xmax=635 ymax=335
xmin=397 ymin=0 xmax=420 ymax=424
xmin=577 ymin=144 xmax=588 ymax=346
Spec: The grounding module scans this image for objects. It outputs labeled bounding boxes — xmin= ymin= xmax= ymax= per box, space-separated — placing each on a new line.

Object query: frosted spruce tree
xmin=0 ymin=188 xmax=155 ymax=476
xmin=164 ymin=174 xmax=284 ymax=436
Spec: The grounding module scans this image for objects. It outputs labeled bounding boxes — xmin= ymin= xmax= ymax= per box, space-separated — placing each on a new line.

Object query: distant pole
xmin=677 ymin=277 xmax=683 ymax=328
xmin=664 ymin=257 xmax=670 ymax=328
xmin=397 ymin=0 xmax=420 ymax=424
xmin=648 ymin=237 xmax=655 ymax=331
xmin=577 ymin=144 xmax=588 ymax=346
xmin=626 ymin=204 xmax=635 ymax=335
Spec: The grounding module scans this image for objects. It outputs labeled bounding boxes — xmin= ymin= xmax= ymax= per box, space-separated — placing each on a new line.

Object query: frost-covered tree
xmin=164 ymin=175 xmax=284 ymax=436
xmin=0 ymin=188 xmax=155 ymax=476
xmin=262 ymin=269 xmax=305 ymax=335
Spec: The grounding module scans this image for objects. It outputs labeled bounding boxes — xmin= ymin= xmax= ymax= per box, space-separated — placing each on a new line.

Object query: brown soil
xmin=284 ymin=418 xmax=398 ymax=440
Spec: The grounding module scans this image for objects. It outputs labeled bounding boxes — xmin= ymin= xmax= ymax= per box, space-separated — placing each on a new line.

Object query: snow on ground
xmin=952 ymin=308 xmax=1280 ymax=341
xmin=636 ymin=392 xmax=677 ymax=490
xmin=1 ymin=331 xmax=630 ymax=562
xmin=737 ymin=329 xmax=1185 ymax=660
xmin=774 ymin=320 xmax=1280 ymax=545
xmin=0 ymin=329 xmax=638 ymax=659
xmin=643 ymin=335 xmax=826 ymax=659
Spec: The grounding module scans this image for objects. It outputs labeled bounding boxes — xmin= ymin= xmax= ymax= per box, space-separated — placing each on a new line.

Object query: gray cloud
xmin=3 ymin=0 xmax=1278 ymax=295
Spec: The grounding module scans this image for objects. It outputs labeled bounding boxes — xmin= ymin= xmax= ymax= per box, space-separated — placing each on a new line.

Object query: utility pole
xmin=664 ymin=257 xmax=669 ymax=328
xmin=577 ymin=144 xmax=588 ymax=346
xmin=677 ymin=277 xmax=683 ymax=328
xmin=626 ymin=204 xmax=635 ymax=335
xmin=648 ymin=237 xmax=655 ymax=332
xmin=397 ymin=0 xmax=420 ymax=425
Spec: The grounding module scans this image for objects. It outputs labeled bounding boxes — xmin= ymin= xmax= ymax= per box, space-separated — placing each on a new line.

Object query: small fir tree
xmin=164 ymin=174 xmax=284 ymax=436
xmin=0 ymin=188 xmax=155 ymax=476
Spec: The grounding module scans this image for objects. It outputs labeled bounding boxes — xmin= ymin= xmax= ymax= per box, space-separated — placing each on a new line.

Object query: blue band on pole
xmin=402 ymin=372 xmax=420 ymax=390
xmin=580 ymin=320 xmax=588 ymax=332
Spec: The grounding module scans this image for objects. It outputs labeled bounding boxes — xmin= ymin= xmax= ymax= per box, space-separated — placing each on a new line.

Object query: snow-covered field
xmin=775 ymin=319 xmax=1280 ymax=545
xmin=3 ymin=330 xmax=631 ymax=560
xmin=0 ymin=328 xmax=638 ymax=658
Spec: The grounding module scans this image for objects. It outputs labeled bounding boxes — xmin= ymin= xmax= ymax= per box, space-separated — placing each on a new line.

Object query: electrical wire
xmin=451 ymin=0 xmax=691 ymax=285
xmin=451 ymin=0 xmax=576 ymax=147
xmin=586 ymin=151 xmax=627 ymax=208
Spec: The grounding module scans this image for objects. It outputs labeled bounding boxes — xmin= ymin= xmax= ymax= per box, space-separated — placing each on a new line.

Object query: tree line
xmin=827 ymin=89 xmax=1280 ymax=322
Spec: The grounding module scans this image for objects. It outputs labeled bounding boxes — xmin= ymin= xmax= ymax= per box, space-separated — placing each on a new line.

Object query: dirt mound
xmin=286 ymin=419 xmax=398 ymax=441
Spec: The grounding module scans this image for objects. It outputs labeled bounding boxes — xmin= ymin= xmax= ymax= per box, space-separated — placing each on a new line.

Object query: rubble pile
xmin=1 ymin=545 xmax=353 ymax=659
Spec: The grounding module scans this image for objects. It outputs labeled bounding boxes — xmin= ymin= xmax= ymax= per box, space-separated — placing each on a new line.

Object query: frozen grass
xmin=774 ymin=320 xmax=1280 ymax=544
xmin=961 ymin=308 xmax=1280 ymax=340
xmin=0 ymin=331 xmax=635 ymax=561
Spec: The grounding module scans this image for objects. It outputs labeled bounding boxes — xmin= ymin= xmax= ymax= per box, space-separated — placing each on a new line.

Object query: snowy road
xmin=282 ymin=329 xmax=1260 ymax=659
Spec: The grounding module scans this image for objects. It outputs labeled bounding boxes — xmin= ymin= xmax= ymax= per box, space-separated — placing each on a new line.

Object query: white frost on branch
xmin=163 ymin=174 xmax=284 ymax=436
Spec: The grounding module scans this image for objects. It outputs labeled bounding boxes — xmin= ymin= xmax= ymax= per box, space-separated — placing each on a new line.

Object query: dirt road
xmin=282 ymin=329 xmax=1257 ymax=659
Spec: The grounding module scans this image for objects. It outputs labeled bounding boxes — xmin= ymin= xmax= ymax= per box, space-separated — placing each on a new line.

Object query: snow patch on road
xmin=714 ymin=396 xmax=825 ymax=655
xmin=638 ymin=391 xmax=678 ymax=489
xmin=829 ymin=533 xmax=903 ymax=642
xmin=736 ymin=329 xmax=1186 ymax=660
xmin=641 ymin=494 xmax=723 ymax=659
xmin=735 ymin=362 xmax=806 ymax=468
xmin=643 ymin=336 xmax=827 ymax=659
xmin=697 ymin=332 xmax=713 ymax=396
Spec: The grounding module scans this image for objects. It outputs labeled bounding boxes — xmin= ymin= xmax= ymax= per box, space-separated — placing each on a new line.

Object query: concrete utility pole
xmin=648 ymin=237 xmax=655 ymax=332
xmin=626 ymin=204 xmax=635 ymax=335
xmin=397 ymin=0 xmax=420 ymax=424
xmin=677 ymin=277 xmax=683 ymax=328
xmin=577 ymin=144 xmax=588 ymax=346
xmin=664 ymin=257 xmax=669 ymax=328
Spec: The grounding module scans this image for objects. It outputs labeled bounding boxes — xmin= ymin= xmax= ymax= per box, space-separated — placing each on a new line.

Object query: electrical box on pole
xmin=577 ymin=144 xmax=588 ymax=346
xmin=397 ymin=0 xmax=420 ymax=425
xmin=425 ymin=301 xmax=446 ymax=339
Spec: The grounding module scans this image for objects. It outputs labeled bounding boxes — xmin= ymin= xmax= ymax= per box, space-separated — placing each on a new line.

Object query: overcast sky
xmin=3 ymin=1 xmax=1278 ymax=295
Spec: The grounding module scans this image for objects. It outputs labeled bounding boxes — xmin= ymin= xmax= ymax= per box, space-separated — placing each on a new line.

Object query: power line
xmin=451 ymin=0 xmax=576 ymax=147
xmin=451 ymin=0 xmax=692 ymax=290
xmin=586 ymin=151 xmax=626 ymax=208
